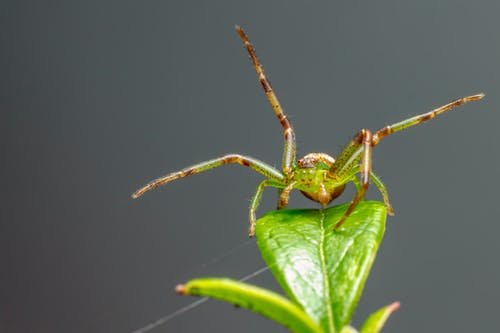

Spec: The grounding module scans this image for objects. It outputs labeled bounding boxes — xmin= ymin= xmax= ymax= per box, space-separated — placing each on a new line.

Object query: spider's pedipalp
xmin=278 ymin=182 xmax=296 ymax=210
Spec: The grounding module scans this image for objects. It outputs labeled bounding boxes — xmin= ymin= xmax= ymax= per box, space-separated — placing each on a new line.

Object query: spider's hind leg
xmin=276 ymin=188 xmax=284 ymax=210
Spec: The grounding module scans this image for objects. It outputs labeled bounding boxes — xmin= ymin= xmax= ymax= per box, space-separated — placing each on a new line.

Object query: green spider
xmin=132 ymin=25 xmax=484 ymax=237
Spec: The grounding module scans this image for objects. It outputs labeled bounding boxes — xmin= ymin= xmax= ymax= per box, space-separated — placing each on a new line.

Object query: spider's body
xmin=292 ymin=153 xmax=344 ymax=206
xmin=133 ymin=26 xmax=484 ymax=236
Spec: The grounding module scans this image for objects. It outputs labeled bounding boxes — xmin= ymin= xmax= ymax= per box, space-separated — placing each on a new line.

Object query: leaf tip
xmin=388 ymin=301 xmax=401 ymax=313
xmin=175 ymin=284 xmax=187 ymax=295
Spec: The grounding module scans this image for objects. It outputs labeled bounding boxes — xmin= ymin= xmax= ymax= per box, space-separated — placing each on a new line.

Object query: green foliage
xmin=177 ymin=278 xmax=322 ymax=333
xmin=256 ymin=201 xmax=387 ymax=332
xmin=360 ymin=302 xmax=400 ymax=333
xmin=178 ymin=201 xmax=396 ymax=333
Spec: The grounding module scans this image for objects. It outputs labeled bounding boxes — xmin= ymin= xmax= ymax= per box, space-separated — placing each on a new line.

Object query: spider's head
xmin=296 ymin=153 xmax=346 ymax=206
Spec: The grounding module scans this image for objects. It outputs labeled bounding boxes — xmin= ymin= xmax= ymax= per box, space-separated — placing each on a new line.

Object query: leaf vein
xmin=319 ymin=209 xmax=335 ymax=333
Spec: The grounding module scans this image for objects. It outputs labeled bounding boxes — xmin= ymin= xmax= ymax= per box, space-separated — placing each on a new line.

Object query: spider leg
xmin=372 ymin=93 xmax=484 ymax=145
xmin=277 ymin=181 xmax=296 ymax=210
xmin=330 ymin=93 xmax=485 ymax=177
xmin=249 ymin=179 xmax=280 ymax=237
xmin=326 ymin=94 xmax=483 ymax=229
xmin=334 ymin=130 xmax=373 ymax=230
xmin=235 ymin=25 xmax=296 ymax=175
xmin=328 ymin=131 xmax=365 ymax=178
xmin=276 ymin=188 xmax=283 ymax=210
xmin=132 ymin=154 xmax=285 ymax=199
xmin=351 ymin=176 xmax=362 ymax=193
xmin=370 ymin=171 xmax=394 ymax=215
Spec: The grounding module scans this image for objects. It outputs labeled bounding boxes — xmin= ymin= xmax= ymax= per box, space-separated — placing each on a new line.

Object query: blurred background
xmin=1 ymin=1 xmax=499 ymax=332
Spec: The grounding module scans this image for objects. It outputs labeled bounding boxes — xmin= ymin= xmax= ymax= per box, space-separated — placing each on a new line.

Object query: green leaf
xmin=177 ymin=277 xmax=324 ymax=333
xmin=255 ymin=201 xmax=387 ymax=333
xmin=339 ymin=325 xmax=359 ymax=333
xmin=360 ymin=302 xmax=400 ymax=333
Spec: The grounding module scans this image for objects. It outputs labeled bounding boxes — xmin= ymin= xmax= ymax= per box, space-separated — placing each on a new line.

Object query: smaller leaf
xmin=177 ymin=277 xmax=324 ymax=333
xmin=340 ymin=325 xmax=359 ymax=333
xmin=360 ymin=302 xmax=400 ymax=333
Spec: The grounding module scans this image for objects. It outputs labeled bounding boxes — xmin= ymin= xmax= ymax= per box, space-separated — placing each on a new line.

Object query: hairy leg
xmin=329 ymin=94 xmax=484 ymax=228
xmin=335 ymin=130 xmax=373 ymax=230
xmin=235 ymin=26 xmax=296 ymax=174
xmin=277 ymin=182 xmax=296 ymax=210
xmin=372 ymin=93 xmax=484 ymax=145
xmin=132 ymin=154 xmax=285 ymax=198
xmin=328 ymin=132 xmax=365 ymax=178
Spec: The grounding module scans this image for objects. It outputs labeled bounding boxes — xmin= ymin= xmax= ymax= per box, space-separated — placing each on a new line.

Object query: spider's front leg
xmin=236 ymin=26 xmax=297 ymax=175
xmin=132 ymin=154 xmax=285 ymax=198
xmin=372 ymin=93 xmax=484 ymax=145
xmin=330 ymin=129 xmax=373 ymax=230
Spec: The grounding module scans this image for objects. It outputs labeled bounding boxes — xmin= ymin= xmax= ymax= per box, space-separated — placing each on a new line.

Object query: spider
xmin=132 ymin=25 xmax=484 ymax=237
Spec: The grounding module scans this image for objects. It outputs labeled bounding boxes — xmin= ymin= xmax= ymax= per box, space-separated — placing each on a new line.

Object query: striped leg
xmin=276 ymin=189 xmax=284 ymax=210
xmin=132 ymin=154 xmax=285 ymax=199
xmin=277 ymin=181 xmax=296 ymax=210
xmin=372 ymin=93 xmax=484 ymax=145
xmin=334 ymin=130 xmax=373 ymax=230
xmin=328 ymin=132 xmax=364 ymax=178
xmin=330 ymin=93 xmax=485 ymax=176
xmin=235 ymin=25 xmax=296 ymax=175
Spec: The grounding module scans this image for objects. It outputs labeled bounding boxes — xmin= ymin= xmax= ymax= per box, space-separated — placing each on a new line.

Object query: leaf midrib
xmin=319 ymin=209 xmax=335 ymax=333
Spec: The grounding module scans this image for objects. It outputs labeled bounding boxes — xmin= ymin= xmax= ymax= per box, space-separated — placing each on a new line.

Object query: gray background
xmin=1 ymin=1 xmax=499 ymax=332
